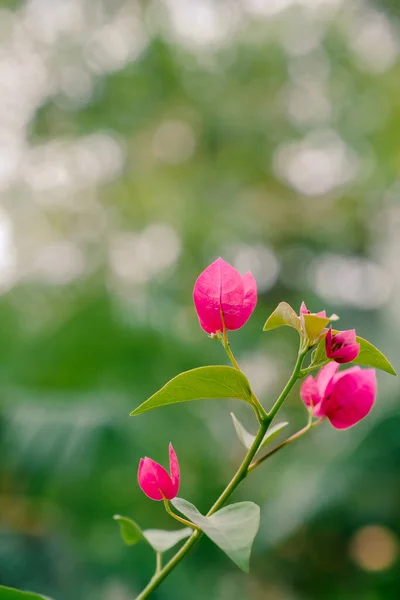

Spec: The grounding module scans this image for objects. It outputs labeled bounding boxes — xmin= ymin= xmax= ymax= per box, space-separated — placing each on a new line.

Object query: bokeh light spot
xmin=350 ymin=525 xmax=399 ymax=572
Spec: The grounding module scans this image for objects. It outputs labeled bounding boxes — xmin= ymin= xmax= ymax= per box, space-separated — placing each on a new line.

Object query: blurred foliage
xmin=1 ymin=1 xmax=400 ymax=599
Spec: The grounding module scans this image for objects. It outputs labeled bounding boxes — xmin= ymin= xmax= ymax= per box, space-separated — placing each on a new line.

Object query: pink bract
xmin=138 ymin=443 xmax=180 ymax=501
xmin=299 ymin=301 xmax=326 ymax=318
xmin=325 ymin=328 xmax=360 ymax=364
xmin=193 ymin=257 xmax=257 ymax=334
xmin=300 ymin=363 xmax=376 ymax=429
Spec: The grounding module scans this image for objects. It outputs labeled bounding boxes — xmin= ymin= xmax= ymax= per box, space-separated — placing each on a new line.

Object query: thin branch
xmin=248 ymin=418 xmax=324 ymax=473
xmin=163 ymin=498 xmax=199 ymax=530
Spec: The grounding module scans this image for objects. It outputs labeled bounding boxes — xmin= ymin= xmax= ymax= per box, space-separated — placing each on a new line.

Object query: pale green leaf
xmin=230 ymin=412 xmax=256 ymax=449
xmin=0 ymin=586 xmax=52 ymax=600
xmin=143 ymin=528 xmax=192 ymax=552
xmin=231 ymin=413 xmax=288 ymax=451
xmin=171 ymin=498 xmax=260 ymax=572
xmin=113 ymin=515 xmax=191 ymax=553
xmin=130 ymin=366 xmax=253 ymax=416
xmin=263 ymin=302 xmax=300 ymax=332
xmin=113 ymin=515 xmax=144 ymax=546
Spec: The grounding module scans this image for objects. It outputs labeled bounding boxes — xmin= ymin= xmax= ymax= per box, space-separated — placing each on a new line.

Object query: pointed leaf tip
xmin=113 ymin=515 xmax=144 ymax=546
xmin=263 ymin=302 xmax=300 ymax=333
xmin=130 ymin=366 xmax=253 ymax=416
xmin=354 ymin=336 xmax=396 ymax=375
xmin=231 ymin=412 xmax=256 ymax=449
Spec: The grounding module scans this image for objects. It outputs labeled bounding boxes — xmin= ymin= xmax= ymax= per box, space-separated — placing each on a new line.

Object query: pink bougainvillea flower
xmin=138 ymin=443 xmax=180 ymax=501
xmin=300 ymin=362 xmax=376 ymax=429
xmin=325 ymin=328 xmax=360 ymax=364
xmin=193 ymin=257 xmax=257 ymax=334
xmin=299 ymin=301 xmax=326 ymax=318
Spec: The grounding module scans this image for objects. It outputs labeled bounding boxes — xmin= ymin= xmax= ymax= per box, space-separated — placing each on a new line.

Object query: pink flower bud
xmin=138 ymin=443 xmax=180 ymax=501
xmin=325 ymin=328 xmax=360 ymax=364
xmin=300 ymin=362 xmax=376 ymax=429
xmin=193 ymin=257 xmax=257 ymax=334
xmin=299 ymin=301 xmax=326 ymax=318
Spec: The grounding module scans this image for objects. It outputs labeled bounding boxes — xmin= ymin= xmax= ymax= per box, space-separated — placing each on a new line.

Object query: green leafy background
xmin=1 ymin=1 xmax=400 ymax=599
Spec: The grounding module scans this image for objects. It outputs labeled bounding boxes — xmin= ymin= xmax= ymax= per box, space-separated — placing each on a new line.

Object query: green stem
xmin=136 ymin=530 xmax=202 ymax=599
xmin=222 ymin=331 xmax=241 ymax=371
xmin=136 ymin=350 xmax=307 ymax=599
xmin=207 ymin=420 xmax=269 ymax=515
xmin=267 ymin=350 xmax=307 ymax=421
xmin=220 ymin=328 xmax=268 ymax=423
xmin=163 ymin=498 xmax=199 ymax=530
xmin=300 ymin=362 xmax=328 ymax=377
xmin=155 ymin=552 xmax=162 ymax=575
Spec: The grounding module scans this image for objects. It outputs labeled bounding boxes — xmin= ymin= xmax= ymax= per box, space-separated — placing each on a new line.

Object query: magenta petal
xmin=325 ymin=328 xmax=333 ymax=355
xmin=168 ymin=443 xmax=180 ymax=499
xmin=138 ymin=457 xmax=174 ymax=501
xmin=138 ymin=457 xmax=163 ymax=501
xmin=300 ymin=375 xmax=322 ymax=414
xmin=138 ymin=458 xmax=145 ymax=483
xmin=241 ymin=271 xmax=257 ymax=316
xmin=316 ymin=362 xmax=339 ymax=398
xmin=334 ymin=329 xmax=357 ymax=345
xmin=218 ymin=260 xmax=245 ymax=330
xmin=326 ymin=329 xmax=360 ymax=363
xmin=326 ymin=367 xmax=376 ymax=429
xmin=224 ymin=271 xmax=257 ymax=330
xmin=194 ymin=258 xmax=257 ymax=332
xmin=300 ymin=301 xmax=309 ymax=315
xmin=300 ymin=302 xmax=326 ymax=318
xmin=333 ymin=344 xmax=360 ymax=363
xmin=193 ymin=258 xmax=224 ymax=334
xmin=199 ymin=318 xmax=217 ymax=335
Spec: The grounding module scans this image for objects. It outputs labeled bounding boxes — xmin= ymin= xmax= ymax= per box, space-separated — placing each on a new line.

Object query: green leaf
xmin=231 ymin=413 xmax=288 ymax=451
xmin=143 ymin=528 xmax=192 ymax=552
xmin=113 ymin=515 xmax=191 ymax=553
xmin=310 ymin=338 xmax=329 ymax=367
xmin=113 ymin=515 xmax=144 ymax=546
xmin=263 ymin=302 xmax=300 ymax=332
xmin=354 ymin=336 xmax=396 ymax=375
xmin=130 ymin=366 xmax=253 ymax=416
xmin=171 ymin=498 xmax=260 ymax=572
xmin=0 ymin=586 xmax=51 ymax=600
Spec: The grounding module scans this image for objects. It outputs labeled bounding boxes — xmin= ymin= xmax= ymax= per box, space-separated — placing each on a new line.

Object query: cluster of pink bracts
xmin=138 ymin=258 xmax=377 ymax=501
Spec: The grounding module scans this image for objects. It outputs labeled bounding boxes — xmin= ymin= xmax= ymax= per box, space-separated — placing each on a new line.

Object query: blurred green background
xmin=1 ymin=0 xmax=400 ymax=598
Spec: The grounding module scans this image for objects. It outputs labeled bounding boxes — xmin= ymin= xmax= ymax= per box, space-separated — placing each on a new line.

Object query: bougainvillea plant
xmin=113 ymin=258 xmax=395 ymax=599
xmin=2 ymin=258 xmax=395 ymax=600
